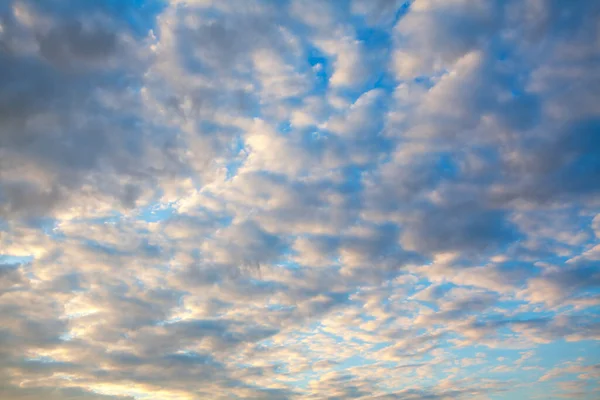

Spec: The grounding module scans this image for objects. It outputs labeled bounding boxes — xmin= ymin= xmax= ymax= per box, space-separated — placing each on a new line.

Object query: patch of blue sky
xmin=155 ymin=316 xmax=183 ymax=326
xmin=486 ymin=341 xmax=600 ymax=399
xmin=355 ymin=24 xmax=391 ymax=47
xmin=0 ymin=254 xmax=34 ymax=265
xmin=392 ymin=1 xmax=413 ymax=23
xmin=369 ymin=341 xmax=393 ymax=353
xmin=265 ymin=303 xmax=296 ymax=312
xmin=493 ymin=299 xmax=552 ymax=318
xmin=539 ymin=339 xmax=600 ymax=368
xmin=307 ymin=47 xmax=330 ymax=92
xmin=276 ymin=120 xmax=293 ymax=134
xmin=120 ymin=0 xmax=168 ymax=35
xmin=412 ymin=74 xmax=435 ymax=87
xmin=60 ymin=213 xmax=123 ymax=227
xmin=334 ymin=79 xmax=392 ymax=107
xmin=278 ymin=372 xmax=314 ymax=392
xmin=225 ymin=159 xmax=244 ymax=180
xmin=469 ymin=347 xmax=524 ymax=371
xmin=199 ymin=120 xmax=244 ymax=138
xmin=276 ymin=257 xmax=303 ymax=271
xmin=489 ymin=383 xmax=542 ymax=400
xmin=435 ymin=152 xmax=460 ymax=179
xmin=225 ymin=135 xmax=248 ymax=180
xmin=59 ymin=332 xmax=76 ymax=342
xmin=136 ymin=201 xmax=176 ymax=222
xmin=133 ymin=277 xmax=146 ymax=290
xmin=370 ymin=71 xmax=397 ymax=95
xmin=101 ymin=0 xmax=166 ymax=25
xmin=25 ymin=355 xmax=61 ymax=363
xmin=334 ymin=354 xmax=378 ymax=373
xmin=248 ymin=277 xmax=284 ymax=291
xmin=339 ymin=164 xmax=370 ymax=192
xmin=356 ymin=28 xmax=397 ymax=94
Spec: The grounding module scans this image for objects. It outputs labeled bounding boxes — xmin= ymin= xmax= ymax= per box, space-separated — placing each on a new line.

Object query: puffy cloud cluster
xmin=1 ymin=0 xmax=599 ymax=398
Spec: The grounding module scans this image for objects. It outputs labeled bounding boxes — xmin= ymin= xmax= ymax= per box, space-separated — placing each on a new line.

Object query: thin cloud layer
xmin=1 ymin=0 xmax=599 ymax=399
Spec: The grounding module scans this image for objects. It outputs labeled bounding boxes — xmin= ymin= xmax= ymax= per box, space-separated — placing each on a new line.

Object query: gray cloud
xmin=1 ymin=0 xmax=599 ymax=398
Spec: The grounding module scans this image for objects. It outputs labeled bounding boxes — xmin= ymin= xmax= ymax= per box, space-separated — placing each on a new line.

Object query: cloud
xmin=351 ymin=0 xmax=405 ymax=26
xmin=521 ymin=262 xmax=600 ymax=307
xmin=1 ymin=0 xmax=599 ymax=398
xmin=391 ymin=0 xmax=502 ymax=79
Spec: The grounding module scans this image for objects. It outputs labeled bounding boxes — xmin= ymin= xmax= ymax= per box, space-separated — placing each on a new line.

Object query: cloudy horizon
xmin=1 ymin=0 xmax=599 ymax=399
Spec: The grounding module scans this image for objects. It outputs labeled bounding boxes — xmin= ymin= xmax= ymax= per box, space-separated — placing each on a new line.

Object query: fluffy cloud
xmin=1 ymin=0 xmax=599 ymax=399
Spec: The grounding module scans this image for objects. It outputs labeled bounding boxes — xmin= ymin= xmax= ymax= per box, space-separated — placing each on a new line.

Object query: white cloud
xmin=1 ymin=0 xmax=599 ymax=398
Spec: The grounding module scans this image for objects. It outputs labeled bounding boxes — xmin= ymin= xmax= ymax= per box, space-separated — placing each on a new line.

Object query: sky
xmin=0 ymin=0 xmax=599 ymax=399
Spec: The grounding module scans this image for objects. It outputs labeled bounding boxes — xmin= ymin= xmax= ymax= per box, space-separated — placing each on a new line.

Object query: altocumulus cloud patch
xmin=1 ymin=0 xmax=600 ymax=399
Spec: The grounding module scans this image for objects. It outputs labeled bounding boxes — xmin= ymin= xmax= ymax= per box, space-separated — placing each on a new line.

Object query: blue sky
xmin=1 ymin=0 xmax=600 ymax=399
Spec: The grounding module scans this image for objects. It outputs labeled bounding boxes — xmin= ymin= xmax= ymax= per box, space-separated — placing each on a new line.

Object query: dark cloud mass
xmin=0 ymin=0 xmax=599 ymax=399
